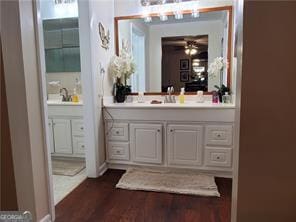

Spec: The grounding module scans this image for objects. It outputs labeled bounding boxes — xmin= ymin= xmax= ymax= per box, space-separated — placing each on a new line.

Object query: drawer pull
xmin=116 ymin=150 xmax=120 ymax=154
xmin=81 ymin=145 xmax=85 ymax=148
xmin=170 ymin=129 xmax=174 ymax=132
xmin=157 ymin=129 xmax=160 ymax=132
xmin=116 ymin=131 xmax=119 ymax=134
xmin=80 ymin=127 xmax=84 ymax=130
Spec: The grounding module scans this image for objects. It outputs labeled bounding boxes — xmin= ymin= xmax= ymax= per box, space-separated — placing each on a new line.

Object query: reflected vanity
xmin=104 ymin=5 xmax=236 ymax=177
xmin=115 ymin=6 xmax=232 ymax=93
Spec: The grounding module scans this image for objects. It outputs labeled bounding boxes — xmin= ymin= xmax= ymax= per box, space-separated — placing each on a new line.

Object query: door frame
xmin=130 ymin=23 xmax=146 ymax=92
xmin=33 ymin=1 xmax=100 ymax=220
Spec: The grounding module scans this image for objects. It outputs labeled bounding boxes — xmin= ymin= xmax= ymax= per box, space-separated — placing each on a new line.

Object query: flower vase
xmin=114 ymin=78 xmax=126 ymax=103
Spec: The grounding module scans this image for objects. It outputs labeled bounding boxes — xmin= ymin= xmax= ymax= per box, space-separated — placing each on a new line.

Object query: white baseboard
xmin=98 ymin=162 xmax=108 ymax=176
xmin=39 ymin=214 xmax=51 ymax=222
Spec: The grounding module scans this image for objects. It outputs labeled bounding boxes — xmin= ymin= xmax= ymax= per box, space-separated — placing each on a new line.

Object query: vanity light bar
xmin=142 ymin=0 xmax=200 ymax=22
xmin=54 ymin=0 xmax=76 ymax=4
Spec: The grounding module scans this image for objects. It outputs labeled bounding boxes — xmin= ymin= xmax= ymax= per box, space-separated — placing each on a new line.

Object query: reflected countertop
xmin=47 ymin=100 xmax=83 ymax=106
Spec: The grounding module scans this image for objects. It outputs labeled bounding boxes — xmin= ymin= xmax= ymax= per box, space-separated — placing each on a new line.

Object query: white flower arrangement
xmin=109 ymin=40 xmax=136 ymax=84
xmin=208 ymin=57 xmax=225 ymax=80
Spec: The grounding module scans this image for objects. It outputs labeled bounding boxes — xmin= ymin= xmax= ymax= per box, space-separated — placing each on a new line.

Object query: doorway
xmin=131 ymin=24 xmax=146 ymax=92
xmin=38 ymin=0 xmax=87 ymax=206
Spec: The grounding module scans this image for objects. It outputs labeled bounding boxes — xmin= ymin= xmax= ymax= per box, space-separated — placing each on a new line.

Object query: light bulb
xmin=159 ymin=13 xmax=168 ymax=21
xmin=191 ymin=49 xmax=198 ymax=55
xmin=144 ymin=16 xmax=152 ymax=22
xmin=192 ymin=9 xmax=200 ymax=18
xmin=174 ymin=11 xmax=183 ymax=20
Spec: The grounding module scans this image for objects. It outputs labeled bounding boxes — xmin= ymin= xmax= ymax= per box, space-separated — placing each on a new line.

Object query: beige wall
xmin=0 ymin=36 xmax=18 ymax=211
xmin=1 ymin=0 xmax=50 ymax=220
xmin=237 ymin=1 xmax=296 ymax=222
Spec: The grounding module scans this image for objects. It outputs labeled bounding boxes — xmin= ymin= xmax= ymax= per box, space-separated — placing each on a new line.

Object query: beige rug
xmin=116 ymin=168 xmax=220 ymax=197
xmin=52 ymin=159 xmax=86 ymax=176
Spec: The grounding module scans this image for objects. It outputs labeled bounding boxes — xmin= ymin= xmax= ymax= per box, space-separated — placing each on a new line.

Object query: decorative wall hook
xmin=99 ymin=22 xmax=110 ymax=50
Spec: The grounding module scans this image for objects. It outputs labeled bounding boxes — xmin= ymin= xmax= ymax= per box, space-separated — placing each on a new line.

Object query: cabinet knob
xmin=80 ymin=127 xmax=84 ymax=130
xmin=116 ymin=150 xmax=120 ymax=154
xmin=116 ymin=131 xmax=119 ymax=134
xmin=157 ymin=129 xmax=161 ymax=132
xmin=81 ymin=145 xmax=85 ymax=148
xmin=170 ymin=129 xmax=174 ymax=132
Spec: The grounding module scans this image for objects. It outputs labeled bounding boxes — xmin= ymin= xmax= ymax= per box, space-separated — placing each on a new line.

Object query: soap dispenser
xmin=179 ymin=87 xmax=185 ymax=104
xmin=72 ymin=88 xmax=79 ymax=103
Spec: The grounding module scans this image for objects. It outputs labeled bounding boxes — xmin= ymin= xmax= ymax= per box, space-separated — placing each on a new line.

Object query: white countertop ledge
xmin=47 ymin=100 xmax=83 ymax=106
xmin=104 ymin=101 xmax=235 ymax=109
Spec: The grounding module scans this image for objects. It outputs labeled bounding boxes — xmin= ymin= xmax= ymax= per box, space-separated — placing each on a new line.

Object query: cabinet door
xmin=48 ymin=119 xmax=55 ymax=154
xmin=168 ymin=125 xmax=203 ymax=166
xmin=72 ymin=136 xmax=85 ymax=155
xmin=52 ymin=119 xmax=72 ymax=154
xmin=130 ymin=124 xmax=162 ymax=164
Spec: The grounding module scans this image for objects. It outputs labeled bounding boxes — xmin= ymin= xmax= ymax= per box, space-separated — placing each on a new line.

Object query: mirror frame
xmin=114 ymin=6 xmax=233 ymax=95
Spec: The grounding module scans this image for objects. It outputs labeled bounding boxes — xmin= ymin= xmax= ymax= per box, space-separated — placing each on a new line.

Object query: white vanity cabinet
xmin=104 ymin=104 xmax=236 ymax=177
xmin=167 ymin=125 xmax=203 ymax=167
xmin=47 ymin=104 xmax=85 ymax=157
xmin=130 ymin=124 xmax=162 ymax=164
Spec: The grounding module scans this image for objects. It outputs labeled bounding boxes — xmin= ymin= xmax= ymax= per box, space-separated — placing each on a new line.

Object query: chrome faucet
xmin=164 ymin=87 xmax=176 ymax=103
xmin=60 ymin=88 xmax=71 ymax=102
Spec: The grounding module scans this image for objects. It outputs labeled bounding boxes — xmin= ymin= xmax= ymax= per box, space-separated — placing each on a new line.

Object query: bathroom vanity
xmin=103 ymin=5 xmax=236 ymax=177
xmin=47 ymin=101 xmax=85 ymax=158
xmin=104 ymin=98 xmax=235 ymax=177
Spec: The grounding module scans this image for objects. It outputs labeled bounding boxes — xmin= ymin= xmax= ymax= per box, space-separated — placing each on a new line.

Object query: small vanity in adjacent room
xmin=104 ymin=4 xmax=236 ymax=178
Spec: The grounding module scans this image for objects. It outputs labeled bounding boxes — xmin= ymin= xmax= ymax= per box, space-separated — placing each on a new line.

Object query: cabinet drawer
xmin=72 ymin=136 xmax=85 ymax=155
xmin=72 ymin=119 xmax=84 ymax=136
xmin=107 ymin=122 xmax=129 ymax=141
xmin=108 ymin=142 xmax=129 ymax=161
xmin=205 ymin=147 xmax=232 ymax=167
xmin=205 ymin=125 xmax=233 ymax=146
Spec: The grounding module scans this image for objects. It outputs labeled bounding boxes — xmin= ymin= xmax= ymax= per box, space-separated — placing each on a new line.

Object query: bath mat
xmin=52 ymin=159 xmax=85 ymax=176
xmin=116 ymin=168 xmax=220 ymax=197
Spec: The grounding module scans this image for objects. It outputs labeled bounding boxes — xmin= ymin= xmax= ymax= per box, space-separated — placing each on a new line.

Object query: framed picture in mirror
xmin=180 ymin=71 xmax=189 ymax=82
xmin=180 ymin=59 xmax=190 ymax=70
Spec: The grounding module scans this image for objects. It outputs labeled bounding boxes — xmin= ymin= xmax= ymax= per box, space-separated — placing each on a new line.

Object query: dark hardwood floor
xmin=55 ymin=169 xmax=232 ymax=222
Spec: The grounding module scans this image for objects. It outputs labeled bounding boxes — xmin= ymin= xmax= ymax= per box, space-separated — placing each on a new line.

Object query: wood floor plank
xmin=55 ymin=170 xmax=232 ymax=222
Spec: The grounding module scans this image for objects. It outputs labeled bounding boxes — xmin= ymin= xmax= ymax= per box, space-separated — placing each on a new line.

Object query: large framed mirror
xmin=115 ymin=6 xmax=233 ymax=94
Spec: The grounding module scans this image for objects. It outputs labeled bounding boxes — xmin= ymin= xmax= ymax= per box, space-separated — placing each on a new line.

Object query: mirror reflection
xmin=117 ymin=10 xmax=230 ymax=93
